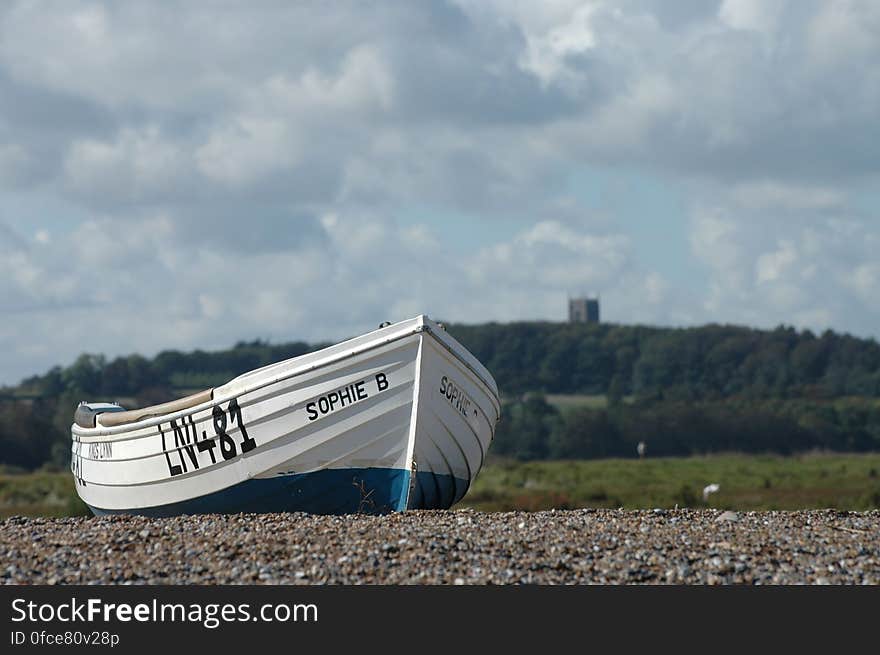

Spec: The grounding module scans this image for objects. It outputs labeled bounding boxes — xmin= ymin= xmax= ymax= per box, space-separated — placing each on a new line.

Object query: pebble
xmin=716 ymin=511 xmax=740 ymax=523
xmin=0 ymin=509 xmax=877 ymax=585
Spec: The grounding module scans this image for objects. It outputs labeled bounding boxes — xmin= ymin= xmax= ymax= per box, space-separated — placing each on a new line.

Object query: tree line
xmin=496 ymin=394 xmax=880 ymax=461
xmin=450 ymin=321 xmax=880 ymax=399
xmin=2 ymin=321 xmax=880 ymax=470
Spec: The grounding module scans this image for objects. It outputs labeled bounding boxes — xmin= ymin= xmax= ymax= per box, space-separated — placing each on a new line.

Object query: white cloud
xmin=288 ymin=46 xmax=394 ymax=113
xmin=0 ymin=144 xmax=31 ymax=187
xmin=807 ymin=0 xmax=880 ymax=68
xmin=470 ymin=220 xmax=629 ymax=289
xmin=755 ymin=240 xmax=797 ymax=284
xmin=719 ymin=0 xmax=786 ymax=34
xmin=689 ymin=200 xmax=880 ymax=334
xmin=1 ymin=211 xmax=675 ymax=382
xmin=690 ymin=209 xmax=741 ymax=273
xmin=731 ymin=182 xmax=846 ymax=212
xmin=64 ymin=127 xmax=189 ymax=201
xmin=847 ymin=263 xmax=880 ymax=304
xmin=195 ymin=117 xmax=298 ymax=187
xmin=193 ymin=45 xmax=394 ymax=187
xmin=1 ymin=1 xmax=880 ymax=384
xmin=518 ymin=2 xmax=600 ymax=85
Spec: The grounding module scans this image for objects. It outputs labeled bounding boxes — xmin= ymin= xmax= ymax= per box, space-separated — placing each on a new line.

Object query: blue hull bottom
xmin=88 ymin=467 xmax=467 ymax=517
xmin=407 ymin=469 xmax=471 ymax=509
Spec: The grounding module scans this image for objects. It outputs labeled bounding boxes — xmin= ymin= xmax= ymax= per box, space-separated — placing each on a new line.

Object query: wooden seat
xmin=96 ymin=389 xmax=214 ymax=428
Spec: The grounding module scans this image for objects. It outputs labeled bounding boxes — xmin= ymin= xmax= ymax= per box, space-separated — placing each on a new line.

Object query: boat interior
xmin=74 ymin=388 xmax=214 ymax=429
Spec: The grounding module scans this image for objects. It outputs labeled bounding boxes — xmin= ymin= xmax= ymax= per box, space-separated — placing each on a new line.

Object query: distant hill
xmin=452 ymin=321 xmax=880 ymax=399
xmin=8 ymin=321 xmax=880 ymax=402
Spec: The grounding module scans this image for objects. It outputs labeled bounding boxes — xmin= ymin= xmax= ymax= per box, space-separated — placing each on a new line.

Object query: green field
xmin=542 ymin=393 xmax=609 ymax=410
xmin=3 ymin=452 xmax=880 ymax=518
xmin=0 ymin=470 xmax=89 ymax=518
xmin=526 ymin=393 xmax=635 ymax=411
xmin=458 ymin=452 xmax=880 ymax=512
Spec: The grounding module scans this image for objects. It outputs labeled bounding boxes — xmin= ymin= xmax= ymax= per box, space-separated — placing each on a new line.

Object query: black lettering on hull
xmin=160 ymin=398 xmax=255 ymax=478
xmin=439 ymin=375 xmax=473 ymax=418
xmin=305 ymin=372 xmax=390 ymax=422
xmin=160 ymin=424 xmax=183 ymax=477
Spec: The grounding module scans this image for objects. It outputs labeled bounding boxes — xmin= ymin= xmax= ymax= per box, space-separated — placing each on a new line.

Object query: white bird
xmin=702 ymin=483 xmax=720 ymax=502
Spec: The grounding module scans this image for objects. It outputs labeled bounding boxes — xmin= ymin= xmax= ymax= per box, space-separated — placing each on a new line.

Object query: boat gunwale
xmin=72 ymin=317 xmax=500 ymax=441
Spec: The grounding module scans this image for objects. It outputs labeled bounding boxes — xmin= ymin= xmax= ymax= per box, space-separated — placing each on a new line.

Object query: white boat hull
xmin=70 ymin=316 xmax=500 ymax=515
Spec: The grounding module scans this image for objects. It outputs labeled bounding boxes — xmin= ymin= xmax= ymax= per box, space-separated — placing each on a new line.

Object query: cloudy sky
xmin=1 ymin=0 xmax=879 ymax=385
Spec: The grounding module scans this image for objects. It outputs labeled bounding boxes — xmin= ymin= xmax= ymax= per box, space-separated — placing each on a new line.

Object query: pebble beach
xmin=2 ymin=509 xmax=878 ymax=585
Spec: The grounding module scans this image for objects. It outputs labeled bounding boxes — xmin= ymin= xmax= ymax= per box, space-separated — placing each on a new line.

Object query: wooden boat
xmin=70 ymin=315 xmax=500 ymax=516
